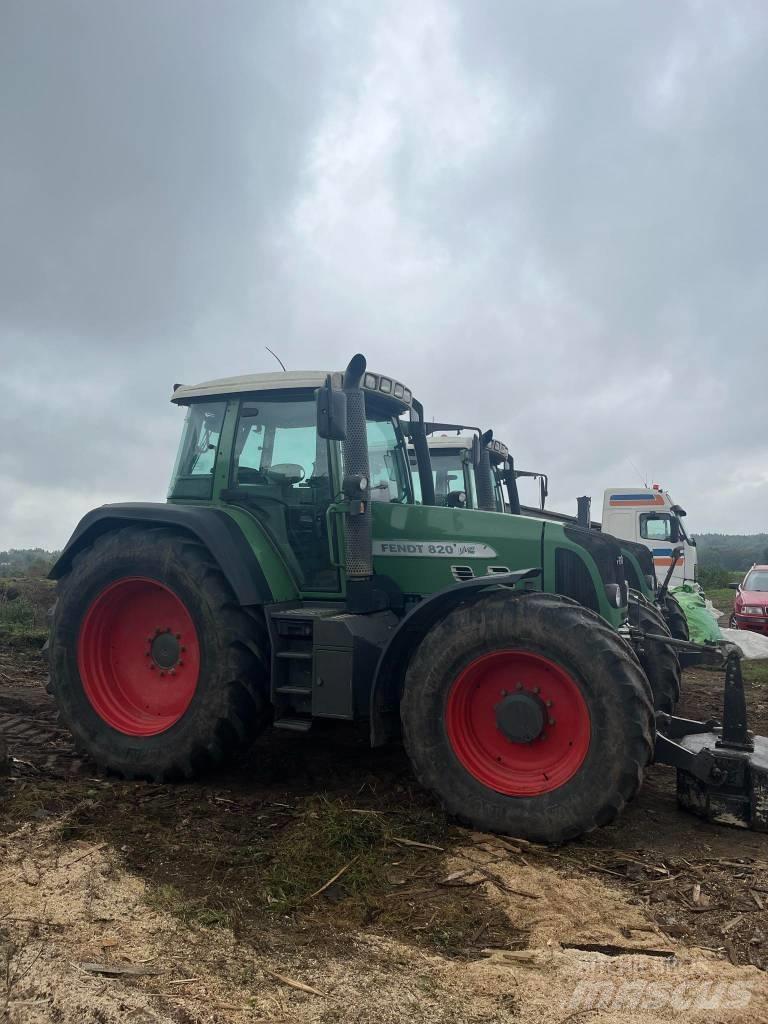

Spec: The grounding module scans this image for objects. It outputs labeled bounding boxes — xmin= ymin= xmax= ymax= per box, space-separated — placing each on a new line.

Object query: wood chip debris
xmin=722 ymin=914 xmax=746 ymax=934
xmin=390 ymin=836 xmax=444 ymax=852
xmin=438 ymin=869 xmax=484 ymax=887
xmin=263 ymin=967 xmax=325 ymax=997
xmin=78 ymin=962 xmax=164 ymax=977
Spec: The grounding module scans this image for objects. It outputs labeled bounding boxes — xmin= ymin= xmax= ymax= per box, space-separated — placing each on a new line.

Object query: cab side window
xmin=640 ymin=513 xmax=672 ymax=541
xmin=168 ymin=401 xmax=227 ymax=499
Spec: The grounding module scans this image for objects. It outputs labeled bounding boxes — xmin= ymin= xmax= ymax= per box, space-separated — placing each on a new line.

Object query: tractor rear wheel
xmin=629 ymin=592 xmax=681 ymax=712
xmin=47 ymin=526 xmax=270 ymax=779
xmin=400 ymin=591 xmax=654 ymax=843
xmin=662 ymin=593 xmax=689 ymax=642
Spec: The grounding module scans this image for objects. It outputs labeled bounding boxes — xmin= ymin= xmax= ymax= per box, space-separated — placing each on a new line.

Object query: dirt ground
xmin=2 ymin=594 xmax=768 ymax=1022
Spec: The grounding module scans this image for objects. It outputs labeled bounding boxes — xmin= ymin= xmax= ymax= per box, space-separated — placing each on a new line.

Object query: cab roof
xmin=172 ymin=371 xmax=331 ymax=403
xmin=171 ymin=368 xmax=414 ymax=411
xmin=425 ymin=435 xmax=509 ymax=461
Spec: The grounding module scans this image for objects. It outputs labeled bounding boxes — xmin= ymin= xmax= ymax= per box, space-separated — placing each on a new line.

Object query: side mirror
xmin=316 ymin=377 xmax=347 ymax=440
xmin=471 ymin=434 xmax=481 ymax=468
xmin=669 ymin=519 xmax=681 ymax=543
xmin=728 ymin=582 xmax=741 ymax=590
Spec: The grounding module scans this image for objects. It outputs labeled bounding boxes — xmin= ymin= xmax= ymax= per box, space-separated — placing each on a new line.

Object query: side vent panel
xmin=554 ymin=548 xmax=599 ymax=612
xmin=451 ymin=565 xmax=475 ymax=582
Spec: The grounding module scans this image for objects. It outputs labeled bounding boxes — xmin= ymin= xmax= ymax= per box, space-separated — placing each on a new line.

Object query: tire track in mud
xmin=0 ymin=686 xmax=82 ymax=777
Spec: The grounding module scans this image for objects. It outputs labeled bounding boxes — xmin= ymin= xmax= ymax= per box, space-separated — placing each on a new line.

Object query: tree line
xmin=694 ymin=533 xmax=768 ymax=572
xmin=0 ymin=549 xmax=59 ymax=578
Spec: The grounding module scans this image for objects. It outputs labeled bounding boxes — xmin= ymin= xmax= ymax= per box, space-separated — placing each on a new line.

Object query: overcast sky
xmin=2 ymin=0 xmax=767 ymax=550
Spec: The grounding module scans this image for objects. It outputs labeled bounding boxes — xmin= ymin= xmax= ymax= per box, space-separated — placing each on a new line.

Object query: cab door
xmin=229 ymin=393 xmax=342 ymax=594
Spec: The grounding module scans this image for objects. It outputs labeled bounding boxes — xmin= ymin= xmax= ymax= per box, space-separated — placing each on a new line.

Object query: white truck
xmin=599 ymin=487 xmax=697 ymax=589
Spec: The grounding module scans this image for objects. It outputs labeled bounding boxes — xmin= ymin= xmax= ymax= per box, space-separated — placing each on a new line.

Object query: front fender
xmin=369 ymin=567 xmax=541 ymax=746
xmin=50 ymin=502 xmax=279 ymax=606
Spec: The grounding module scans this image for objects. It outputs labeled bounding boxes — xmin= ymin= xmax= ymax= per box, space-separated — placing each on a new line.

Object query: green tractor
xmin=47 ymin=356 xmax=767 ymax=841
xmin=411 ymin=427 xmax=682 ymax=712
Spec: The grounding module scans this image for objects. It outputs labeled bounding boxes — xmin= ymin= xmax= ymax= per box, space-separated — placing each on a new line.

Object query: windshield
xmin=169 ymin=401 xmax=227 ymax=499
xmin=744 ymin=570 xmax=768 ymax=592
xmin=365 ymin=416 xmax=412 ymax=503
xmin=425 ymin=449 xmax=475 ymax=508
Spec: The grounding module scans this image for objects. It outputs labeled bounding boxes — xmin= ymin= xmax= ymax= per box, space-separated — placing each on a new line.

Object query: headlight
xmin=740 ymin=606 xmax=764 ymax=616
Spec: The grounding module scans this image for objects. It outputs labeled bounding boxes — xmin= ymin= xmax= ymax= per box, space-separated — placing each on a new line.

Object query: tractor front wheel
xmin=401 ymin=591 xmax=654 ymax=843
xmin=629 ymin=592 xmax=682 ymax=713
xmin=47 ymin=526 xmax=270 ymax=779
xmin=662 ymin=593 xmax=689 ymax=642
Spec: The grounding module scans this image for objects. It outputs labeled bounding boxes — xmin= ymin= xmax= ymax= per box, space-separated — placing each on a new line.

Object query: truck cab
xmin=601 ymin=487 xmax=697 ymax=588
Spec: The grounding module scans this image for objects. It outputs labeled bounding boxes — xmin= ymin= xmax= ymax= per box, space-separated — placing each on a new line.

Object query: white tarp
xmin=719 ymin=627 xmax=768 ymax=660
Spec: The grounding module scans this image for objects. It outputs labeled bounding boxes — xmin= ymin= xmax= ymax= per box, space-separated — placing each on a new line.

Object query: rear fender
xmin=50 ymin=503 xmax=278 ymax=606
xmin=369 ymin=568 xmax=540 ymax=746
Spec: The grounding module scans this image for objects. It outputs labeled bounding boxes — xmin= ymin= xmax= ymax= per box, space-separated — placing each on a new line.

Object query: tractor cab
xmin=169 ymin=369 xmax=425 ymax=595
xmin=408 ymin=426 xmax=511 ymax=514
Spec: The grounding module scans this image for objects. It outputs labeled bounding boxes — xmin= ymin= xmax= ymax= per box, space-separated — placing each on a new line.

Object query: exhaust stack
xmin=341 ymin=354 xmax=373 ymax=581
xmin=577 ymin=495 xmax=592 ymax=529
xmin=476 ymin=445 xmax=496 ymax=512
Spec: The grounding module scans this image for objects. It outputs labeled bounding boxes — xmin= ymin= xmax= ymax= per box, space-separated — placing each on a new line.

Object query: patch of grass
xmin=262 ymin=797 xmax=444 ymax=912
xmin=705 ymin=587 xmax=736 ymax=616
xmin=0 ymin=627 xmax=47 ymax=650
xmin=0 ymin=595 xmax=38 ymax=633
xmin=743 ymin=660 xmax=768 ymax=688
xmin=147 ymin=883 xmax=237 ymax=929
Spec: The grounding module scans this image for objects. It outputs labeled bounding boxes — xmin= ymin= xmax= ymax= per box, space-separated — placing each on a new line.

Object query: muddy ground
xmin=2 ymin=593 xmax=768 ymax=1022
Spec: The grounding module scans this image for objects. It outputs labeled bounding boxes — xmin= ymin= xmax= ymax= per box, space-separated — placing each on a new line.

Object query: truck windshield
xmin=366 ymin=415 xmax=412 ymax=503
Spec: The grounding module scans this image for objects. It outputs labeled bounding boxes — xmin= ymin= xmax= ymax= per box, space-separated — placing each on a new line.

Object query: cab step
xmin=274 ymin=685 xmax=313 ymax=697
xmin=274 ymin=716 xmax=313 ymax=733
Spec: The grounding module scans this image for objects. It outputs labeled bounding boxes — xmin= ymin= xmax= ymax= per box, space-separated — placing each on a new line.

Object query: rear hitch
xmin=655 ymin=652 xmax=768 ymax=831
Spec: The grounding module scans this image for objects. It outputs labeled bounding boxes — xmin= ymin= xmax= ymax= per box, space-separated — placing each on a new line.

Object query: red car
xmin=730 ymin=565 xmax=768 ymax=634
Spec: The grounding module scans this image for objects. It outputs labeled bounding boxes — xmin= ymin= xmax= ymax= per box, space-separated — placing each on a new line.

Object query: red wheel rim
xmin=77 ymin=577 xmax=200 ymax=736
xmin=445 ymin=650 xmax=591 ymax=796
